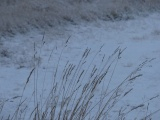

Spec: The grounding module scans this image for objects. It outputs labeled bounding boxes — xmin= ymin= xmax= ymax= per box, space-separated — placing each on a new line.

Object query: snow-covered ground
xmin=0 ymin=12 xmax=160 ymax=119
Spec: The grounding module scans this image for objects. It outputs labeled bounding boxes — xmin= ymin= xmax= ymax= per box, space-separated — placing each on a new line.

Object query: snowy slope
xmin=0 ymin=12 xmax=160 ymax=119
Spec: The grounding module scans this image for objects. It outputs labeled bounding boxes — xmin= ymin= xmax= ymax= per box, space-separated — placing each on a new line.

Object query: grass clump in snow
xmin=1 ymin=41 xmax=156 ymax=119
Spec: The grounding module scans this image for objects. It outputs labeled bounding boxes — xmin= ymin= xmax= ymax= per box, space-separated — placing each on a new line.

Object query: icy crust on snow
xmin=0 ymin=13 xmax=160 ymax=119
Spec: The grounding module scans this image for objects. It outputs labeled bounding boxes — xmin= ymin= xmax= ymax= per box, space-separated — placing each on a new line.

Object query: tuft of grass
xmin=1 ymin=41 xmax=158 ymax=120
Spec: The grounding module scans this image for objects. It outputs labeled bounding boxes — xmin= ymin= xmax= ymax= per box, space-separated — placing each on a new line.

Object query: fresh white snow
xmin=0 ymin=12 xmax=160 ymax=119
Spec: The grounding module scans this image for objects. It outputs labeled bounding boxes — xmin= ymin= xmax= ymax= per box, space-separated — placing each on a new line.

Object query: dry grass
xmin=0 ymin=43 xmax=155 ymax=119
xmin=0 ymin=0 xmax=160 ymax=35
xmin=0 ymin=33 xmax=159 ymax=119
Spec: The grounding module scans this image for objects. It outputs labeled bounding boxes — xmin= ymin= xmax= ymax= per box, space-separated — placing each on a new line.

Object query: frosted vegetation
xmin=0 ymin=0 xmax=160 ymax=35
xmin=0 ymin=0 xmax=160 ymax=120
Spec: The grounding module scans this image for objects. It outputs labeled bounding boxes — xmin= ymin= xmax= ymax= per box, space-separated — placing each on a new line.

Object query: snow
xmin=0 ymin=12 xmax=160 ymax=119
